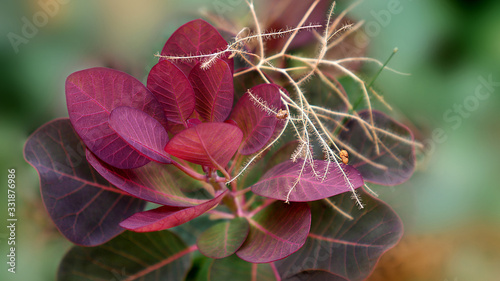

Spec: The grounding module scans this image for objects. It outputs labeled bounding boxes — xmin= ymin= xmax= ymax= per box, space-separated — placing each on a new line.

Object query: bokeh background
xmin=1 ymin=0 xmax=499 ymax=280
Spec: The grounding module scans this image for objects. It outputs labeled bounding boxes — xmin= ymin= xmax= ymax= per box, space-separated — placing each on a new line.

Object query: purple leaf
xmin=58 ymin=230 xmax=192 ymax=280
xmin=147 ymin=60 xmax=195 ymax=127
xmin=120 ymin=189 xmax=228 ymax=232
xmin=86 ymin=150 xmax=209 ymax=207
xmin=276 ymin=189 xmax=403 ymax=280
xmin=189 ymin=59 xmax=234 ymax=122
xmin=236 ymin=201 xmax=311 ymax=263
xmin=338 ymin=110 xmax=416 ymax=185
xmin=209 ymin=255 xmax=279 ymax=281
xmin=164 ymin=122 xmax=243 ymax=169
xmin=230 ymin=84 xmax=283 ymax=155
xmin=65 ymin=67 xmax=167 ymax=169
xmin=251 ymin=160 xmax=364 ymax=202
xmin=23 ymin=119 xmax=146 ymax=246
xmin=161 ymin=19 xmax=233 ymax=75
xmin=283 ymin=270 xmax=349 ymax=281
xmin=109 ymin=106 xmax=171 ymax=164
xmin=197 ymin=218 xmax=250 ymax=259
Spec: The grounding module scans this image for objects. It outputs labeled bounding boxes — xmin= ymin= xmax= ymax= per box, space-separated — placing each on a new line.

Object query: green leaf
xmin=58 ymin=230 xmax=193 ymax=281
xmin=197 ymin=218 xmax=249 ymax=259
xmin=209 ymin=255 xmax=278 ymax=281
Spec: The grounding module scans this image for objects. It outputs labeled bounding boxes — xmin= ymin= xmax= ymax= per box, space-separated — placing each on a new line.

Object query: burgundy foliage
xmin=276 ymin=190 xmax=403 ymax=281
xmin=24 ymin=16 xmax=413 ymax=281
xmin=65 ymin=67 xmax=167 ymax=169
xmin=230 ymin=84 xmax=284 ymax=155
xmin=86 ymin=151 xmax=209 ymax=207
xmin=160 ymin=19 xmax=234 ymax=75
xmin=109 ymin=106 xmax=171 ymax=164
xmin=120 ymin=189 xmax=228 ymax=232
xmin=338 ymin=110 xmax=416 ymax=186
xmin=236 ymin=201 xmax=311 ymax=263
xmin=251 ymin=160 xmax=364 ymax=202
xmin=147 ymin=59 xmax=195 ymax=127
xmin=164 ymin=122 xmax=243 ymax=168
xmin=24 ymin=119 xmax=145 ymax=246
xmin=189 ymin=59 xmax=234 ymax=122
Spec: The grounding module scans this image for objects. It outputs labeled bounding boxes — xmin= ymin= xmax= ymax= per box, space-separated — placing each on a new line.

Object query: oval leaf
xmin=284 ymin=270 xmax=349 ymax=281
xmin=24 ymin=119 xmax=146 ymax=246
xmin=251 ymin=159 xmax=364 ymax=202
xmin=209 ymin=255 xmax=278 ymax=281
xmin=338 ymin=110 xmax=416 ymax=185
xmin=236 ymin=201 xmax=311 ymax=263
xmin=147 ymin=60 xmax=195 ymax=126
xmin=230 ymin=84 xmax=283 ymax=155
xmin=58 ymin=230 xmax=192 ymax=281
xmin=120 ymin=189 xmax=228 ymax=232
xmin=276 ymin=189 xmax=403 ymax=280
xmin=164 ymin=122 xmax=243 ymax=169
xmin=66 ymin=67 xmax=167 ymax=169
xmin=109 ymin=106 xmax=171 ymax=164
xmin=197 ymin=217 xmax=250 ymax=259
xmin=86 ymin=150 xmax=209 ymax=207
xmin=161 ymin=19 xmax=233 ymax=75
xmin=189 ymin=59 xmax=233 ymax=122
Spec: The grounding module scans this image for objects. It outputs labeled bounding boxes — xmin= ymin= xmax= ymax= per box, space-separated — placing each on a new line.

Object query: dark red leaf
xmin=338 ymin=110 xmax=416 ymax=185
xmin=164 ymin=122 xmax=243 ymax=169
xmin=161 ymin=19 xmax=233 ymax=75
xmin=58 ymin=230 xmax=192 ymax=281
xmin=283 ymin=270 xmax=349 ymax=281
xmin=236 ymin=201 xmax=311 ymax=263
xmin=197 ymin=218 xmax=250 ymax=259
xmin=24 ymin=119 xmax=146 ymax=246
xmin=276 ymin=189 xmax=403 ymax=280
xmin=189 ymin=59 xmax=234 ymax=122
xmin=251 ymin=159 xmax=364 ymax=202
xmin=209 ymin=255 xmax=279 ymax=281
xmin=109 ymin=106 xmax=171 ymax=164
xmin=65 ymin=67 xmax=166 ymax=169
xmin=120 ymin=189 xmax=228 ymax=232
xmin=147 ymin=60 xmax=195 ymax=127
xmin=262 ymin=0 xmax=330 ymax=51
xmin=86 ymin=150 xmax=209 ymax=207
xmin=230 ymin=84 xmax=283 ymax=155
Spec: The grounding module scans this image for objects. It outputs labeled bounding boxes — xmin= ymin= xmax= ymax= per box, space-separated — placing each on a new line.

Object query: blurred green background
xmin=1 ymin=0 xmax=499 ymax=280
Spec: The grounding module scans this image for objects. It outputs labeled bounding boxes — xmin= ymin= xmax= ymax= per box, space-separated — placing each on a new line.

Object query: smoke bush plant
xmin=24 ymin=1 xmax=421 ymax=280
